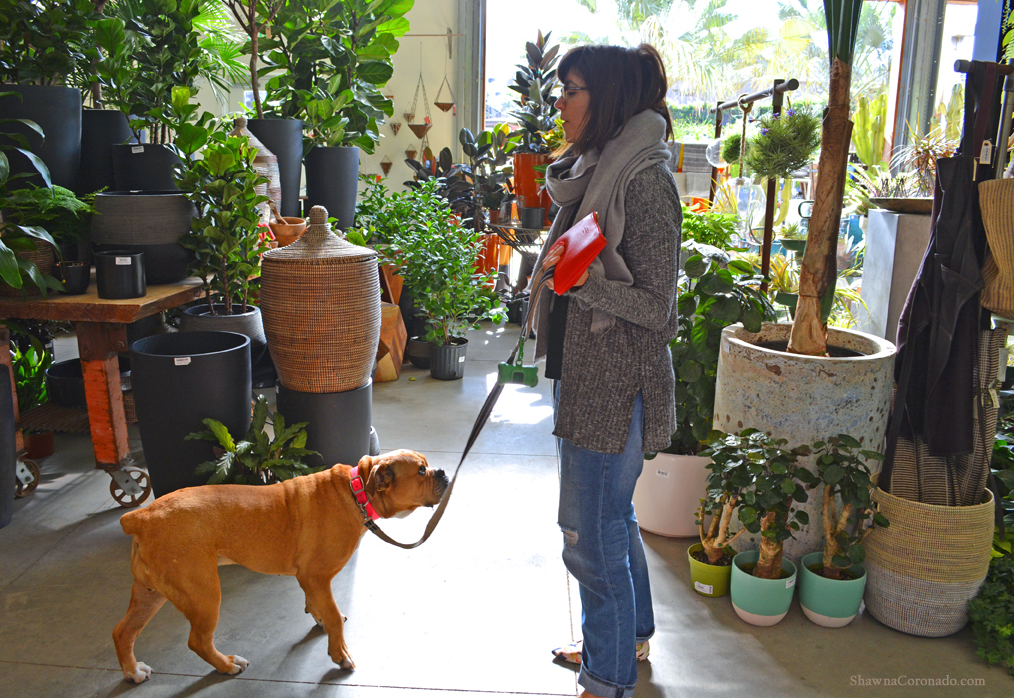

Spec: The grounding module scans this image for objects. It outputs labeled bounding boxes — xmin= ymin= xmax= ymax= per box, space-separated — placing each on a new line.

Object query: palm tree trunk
xmin=753 ymin=512 xmax=784 ymax=579
xmin=788 ymin=57 xmax=854 ymax=356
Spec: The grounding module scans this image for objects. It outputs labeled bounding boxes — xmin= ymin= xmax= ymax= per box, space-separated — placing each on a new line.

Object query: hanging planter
xmin=389 ymin=120 xmax=402 ymax=136
xmin=434 ymin=71 xmax=456 ymax=115
xmin=405 ymin=145 xmax=418 ymax=161
xmin=407 ymin=72 xmax=433 ymax=139
xmin=380 ymin=156 xmax=393 ymax=176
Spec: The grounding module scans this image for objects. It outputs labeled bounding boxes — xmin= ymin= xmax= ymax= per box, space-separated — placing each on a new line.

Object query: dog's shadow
xmin=98 ymin=672 xmax=234 ymax=698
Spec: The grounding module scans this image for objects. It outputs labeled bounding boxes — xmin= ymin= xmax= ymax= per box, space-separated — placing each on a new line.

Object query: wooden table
xmin=0 ymin=278 xmax=204 ymax=506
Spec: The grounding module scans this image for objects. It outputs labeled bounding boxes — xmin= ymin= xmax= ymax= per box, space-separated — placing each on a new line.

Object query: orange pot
xmin=476 ymin=234 xmax=500 ymax=288
xmin=513 ymin=153 xmax=553 ymax=227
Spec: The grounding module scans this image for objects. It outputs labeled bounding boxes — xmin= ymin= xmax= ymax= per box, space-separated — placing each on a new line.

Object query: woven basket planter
xmin=260 ymin=205 xmax=381 ymax=393
xmin=0 ymin=243 xmax=55 ymax=296
xmin=863 ymin=476 xmax=995 ymax=637
xmin=979 ymin=179 xmax=1014 ymax=317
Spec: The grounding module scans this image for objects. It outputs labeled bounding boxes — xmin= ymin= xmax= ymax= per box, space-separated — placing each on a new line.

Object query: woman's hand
xmin=541 ymin=242 xmax=589 ymax=292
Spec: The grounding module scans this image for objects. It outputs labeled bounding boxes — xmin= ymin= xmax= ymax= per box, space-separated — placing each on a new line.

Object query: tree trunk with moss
xmin=753 ymin=512 xmax=785 ymax=579
xmin=788 ymin=57 xmax=854 ymax=356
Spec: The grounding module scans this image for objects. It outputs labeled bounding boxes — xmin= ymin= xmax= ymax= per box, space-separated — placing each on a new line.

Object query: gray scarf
xmin=534 ymin=109 xmax=672 ymax=355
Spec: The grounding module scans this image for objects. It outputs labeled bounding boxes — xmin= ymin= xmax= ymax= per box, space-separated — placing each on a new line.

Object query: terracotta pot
xmin=269 ymin=217 xmax=307 ymax=247
xmin=513 ymin=153 xmax=553 ymax=226
xmin=475 ymin=234 xmax=500 ymax=288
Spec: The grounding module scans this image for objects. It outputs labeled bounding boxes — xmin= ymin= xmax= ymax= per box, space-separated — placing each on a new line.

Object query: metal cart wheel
xmin=109 ymin=468 xmax=152 ymax=508
xmin=14 ymin=458 xmax=41 ymax=498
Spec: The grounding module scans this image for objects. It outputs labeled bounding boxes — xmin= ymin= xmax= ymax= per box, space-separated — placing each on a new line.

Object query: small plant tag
xmin=458 ymin=356 xmax=465 ymax=363
xmin=656 ymin=469 xmax=670 ymax=478
xmin=694 ymin=581 xmax=713 ymax=595
xmin=786 ymin=577 xmax=795 ymax=589
xmin=990 ymin=387 xmax=1000 ymax=408
xmin=115 ymin=256 xmax=131 ymax=265
xmin=174 ymin=357 xmax=191 ymax=366
xmin=980 ymin=141 xmax=992 ymax=165
xmin=132 ymin=145 xmax=144 ymax=154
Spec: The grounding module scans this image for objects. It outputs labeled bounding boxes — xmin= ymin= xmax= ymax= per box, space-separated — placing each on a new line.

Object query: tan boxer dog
xmin=112 ymin=449 xmax=447 ymax=684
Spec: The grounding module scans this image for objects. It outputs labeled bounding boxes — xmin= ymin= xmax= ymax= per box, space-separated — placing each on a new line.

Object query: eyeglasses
xmin=558 ymin=86 xmax=589 ymax=103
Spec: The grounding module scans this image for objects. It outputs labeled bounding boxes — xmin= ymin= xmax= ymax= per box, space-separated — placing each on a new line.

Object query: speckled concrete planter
xmin=713 ymin=323 xmax=896 ymax=561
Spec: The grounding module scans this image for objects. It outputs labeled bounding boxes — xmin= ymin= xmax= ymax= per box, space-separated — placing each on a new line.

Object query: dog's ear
xmin=372 ymin=462 xmax=394 ymax=492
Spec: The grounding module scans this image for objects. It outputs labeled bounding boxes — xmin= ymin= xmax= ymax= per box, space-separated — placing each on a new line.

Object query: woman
xmin=532 ymin=44 xmax=682 ymax=698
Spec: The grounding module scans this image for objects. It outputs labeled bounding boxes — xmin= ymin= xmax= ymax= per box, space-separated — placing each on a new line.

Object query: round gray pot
xmin=91 ymin=191 xmax=195 ymax=284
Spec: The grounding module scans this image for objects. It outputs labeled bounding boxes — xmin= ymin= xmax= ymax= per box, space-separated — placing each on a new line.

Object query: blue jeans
xmin=555 ymin=387 xmax=655 ymax=698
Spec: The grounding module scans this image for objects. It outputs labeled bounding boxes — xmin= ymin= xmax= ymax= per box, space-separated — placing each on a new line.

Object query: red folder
xmin=550 ymin=212 xmax=606 ymax=294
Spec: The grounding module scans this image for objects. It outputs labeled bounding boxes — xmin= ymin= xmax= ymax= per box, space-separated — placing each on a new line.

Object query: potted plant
xmin=797 ymin=434 xmax=889 ymax=627
xmin=968 ymin=555 xmax=1014 ymax=676
xmin=187 ymin=395 xmax=320 ymax=485
xmin=264 ymin=0 xmax=411 ymax=228
xmin=702 ymin=429 xmax=815 ymax=626
xmin=384 ymin=179 xmax=504 ymax=380
xmin=0 ymin=0 xmax=98 ymax=190
xmin=633 ymin=241 xmax=774 ymax=537
xmin=508 ymin=30 xmax=560 ymax=223
xmin=11 ymin=342 xmax=54 ymax=459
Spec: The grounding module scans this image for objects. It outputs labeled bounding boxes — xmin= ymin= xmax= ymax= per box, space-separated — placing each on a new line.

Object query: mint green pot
xmin=798 ymin=551 xmax=867 ymax=628
xmin=730 ymin=550 xmax=797 ymax=626
xmin=687 ymin=543 xmax=732 ymax=597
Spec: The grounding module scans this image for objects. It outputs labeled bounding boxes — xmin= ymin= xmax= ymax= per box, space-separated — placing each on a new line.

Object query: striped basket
xmin=259 ymin=206 xmax=381 ymax=393
xmin=979 ymin=179 xmax=1014 ymax=317
xmin=0 ymin=243 xmax=55 ymax=296
xmin=863 ymin=475 xmax=995 ymax=637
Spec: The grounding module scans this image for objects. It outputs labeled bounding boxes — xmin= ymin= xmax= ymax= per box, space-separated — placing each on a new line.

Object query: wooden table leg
xmin=0 ymin=326 xmax=24 ymax=453
xmin=75 ymin=322 xmax=131 ymax=470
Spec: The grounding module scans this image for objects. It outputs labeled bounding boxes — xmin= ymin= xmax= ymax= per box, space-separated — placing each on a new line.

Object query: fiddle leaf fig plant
xmin=810 ymin=434 xmax=889 ymax=579
xmin=0 ymin=0 xmax=99 ymax=86
xmin=175 ymin=131 xmax=270 ymax=315
xmin=188 ymin=395 xmax=321 ymax=485
xmin=663 ymin=241 xmax=775 ymax=454
xmin=700 ymin=429 xmax=815 ymax=579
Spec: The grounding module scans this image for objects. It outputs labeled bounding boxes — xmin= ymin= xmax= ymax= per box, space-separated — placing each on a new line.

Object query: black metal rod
xmin=955 ymin=59 xmax=1014 ymax=76
xmin=710 ymin=78 xmax=800 ymax=114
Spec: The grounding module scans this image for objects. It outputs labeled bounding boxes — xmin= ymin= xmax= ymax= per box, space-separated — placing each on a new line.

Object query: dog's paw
xmin=223 ymin=655 xmax=249 ymax=675
xmin=330 ymin=648 xmax=355 ymax=670
xmin=123 ymin=661 xmax=152 ymax=684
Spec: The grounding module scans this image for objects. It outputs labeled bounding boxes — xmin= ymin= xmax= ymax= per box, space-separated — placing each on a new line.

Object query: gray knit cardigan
xmin=541 ymin=161 xmax=682 ymax=453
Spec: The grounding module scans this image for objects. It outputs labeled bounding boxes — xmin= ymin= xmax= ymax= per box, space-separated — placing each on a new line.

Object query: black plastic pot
xmin=304 ymin=145 xmax=359 ymax=230
xmin=59 ymin=240 xmax=93 ymax=266
xmin=405 ymin=336 xmax=431 ymax=369
xmin=247 ymin=118 xmax=303 ymax=218
xmin=430 ymin=338 xmax=468 ymax=380
xmin=0 ymin=365 xmax=16 ymax=528
xmin=131 ymin=331 xmax=251 ymax=498
xmin=179 ymin=304 xmax=275 ymax=388
xmin=0 ymin=85 xmax=81 ymax=191
xmin=276 ymin=380 xmax=372 ymax=469
xmin=54 ymin=262 xmax=90 ymax=295
xmin=46 ymin=356 xmax=131 ymax=409
xmin=91 ymin=191 xmax=194 ymax=283
xmin=79 ymin=109 xmax=135 ymax=195
xmin=94 ymin=250 xmax=146 ymax=299
xmin=111 ymin=143 xmax=182 ymax=191
xmin=520 ymin=206 xmax=545 ymax=230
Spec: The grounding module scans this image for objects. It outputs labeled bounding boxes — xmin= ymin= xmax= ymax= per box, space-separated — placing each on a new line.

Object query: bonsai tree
xmin=661 ymin=241 xmax=774 ymax=455
xmin=700 ymin=429 xmax=816 ymax=579
xmin=810 ymin=434 xmax=889 ymax=579
xmin=384 ymin=179 xmax=504 ymax=346
xmin=263 ymin=0 xmax=412 ymax=153
xmin=0 ymin=0 xmax=99 ymax=85
xmin=789 ymin=0 xmax=865 ymax=355
xmin=188 ymin=395 xmax=320 ymax=484
xmin=175 ymin=114 xmax=270 ymax=315
xmin=508 ymin=30 xmax=561 ymax=154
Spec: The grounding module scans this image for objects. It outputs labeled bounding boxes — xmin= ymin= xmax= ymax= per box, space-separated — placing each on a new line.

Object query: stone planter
xmin=712 ymin=322 xmax=896 ymax=561
xmin=632 ymin=453 xmax=709 ymax=537
xmin=797 ymin=550 xmax=867 ymax=628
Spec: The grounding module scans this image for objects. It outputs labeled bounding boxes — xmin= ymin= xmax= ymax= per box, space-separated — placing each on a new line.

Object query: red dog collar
xmin=349 ymin=466 xmax=380 ymax=521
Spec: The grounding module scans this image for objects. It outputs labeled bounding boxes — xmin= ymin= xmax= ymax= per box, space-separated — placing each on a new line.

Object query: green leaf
xmin=823 ymin=464 xmax=844 ymax=485
xmin=203 ymin=418 xmax=236 ymax=451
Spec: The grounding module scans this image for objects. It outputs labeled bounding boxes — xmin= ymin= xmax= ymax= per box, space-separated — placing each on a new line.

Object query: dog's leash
xmin=357 ymin=267 xmax=554 ymax=549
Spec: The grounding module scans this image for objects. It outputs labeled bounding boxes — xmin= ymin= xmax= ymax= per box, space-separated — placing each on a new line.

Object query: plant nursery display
xmin=188 ymin=395 xmax=319 ymax=485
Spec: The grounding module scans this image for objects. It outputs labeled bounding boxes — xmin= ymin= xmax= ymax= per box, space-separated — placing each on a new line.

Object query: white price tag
xmin=694 ymin=581 xmax=713 ymax=595
xmin=981 ymin=141 xmax=992 ymax=165
xmin=115 ymin=256 xmax=131 ymax=265
xmin=786 ymin=577 xmax=795 ymax=589
xmin=990 ymin=388 xmax=1000 ymax=409
xmin=131 ymin=145 xmax=145 ymax=154
xmin=458 ymin=356 xmax=465 ymax=363
xmin=655 ymin=469 xmax=670 ymax=479
xmin=174 ymin=357 xmax=191 ymax=366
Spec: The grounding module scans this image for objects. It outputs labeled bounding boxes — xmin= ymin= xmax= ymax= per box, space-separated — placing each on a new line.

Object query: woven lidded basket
xmin=260 ymin=205 xmax=380 ymax=393
xmin=863 ymin=475 xmax=995 ymax=637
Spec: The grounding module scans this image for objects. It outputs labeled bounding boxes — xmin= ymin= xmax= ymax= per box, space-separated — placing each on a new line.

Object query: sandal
xmin=551 ymin=640 xmax=650 ymax=665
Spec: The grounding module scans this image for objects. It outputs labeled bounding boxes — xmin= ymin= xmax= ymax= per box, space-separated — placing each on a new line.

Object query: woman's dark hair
xmin=557 ymin=44 xmax=673 ymax=154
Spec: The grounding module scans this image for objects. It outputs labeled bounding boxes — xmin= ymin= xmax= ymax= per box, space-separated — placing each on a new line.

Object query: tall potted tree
xmin=0 ymin=0 xmax=99 ymax=191
xmin=508 ymin=30 xmax=560 ymax=226
xmin=633 ymin=240 xmax=774 ymax=537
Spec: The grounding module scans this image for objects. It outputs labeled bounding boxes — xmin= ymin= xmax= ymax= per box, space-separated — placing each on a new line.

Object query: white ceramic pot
xmin=632 ymin=453 xmax=710 ymax=537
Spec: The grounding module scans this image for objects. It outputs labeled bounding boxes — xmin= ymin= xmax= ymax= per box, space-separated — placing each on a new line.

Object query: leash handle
xmin=363 ymin=269 xmax=555 ymax=549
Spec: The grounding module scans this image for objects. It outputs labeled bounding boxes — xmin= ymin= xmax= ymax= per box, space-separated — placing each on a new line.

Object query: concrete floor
xmin=0 ymin=324 xmax=1010 ymax=697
